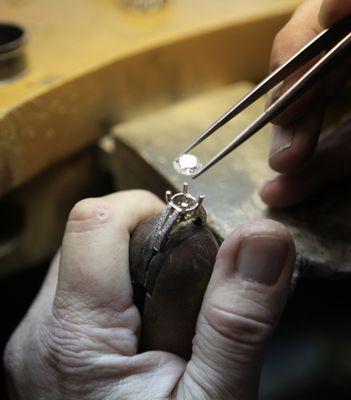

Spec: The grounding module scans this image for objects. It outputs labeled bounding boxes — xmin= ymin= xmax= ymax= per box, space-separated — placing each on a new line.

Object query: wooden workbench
xmin=105 ymin=83 xmax=351 ymax=279
xmin=1 ymin=0 xmax=300 ymax=195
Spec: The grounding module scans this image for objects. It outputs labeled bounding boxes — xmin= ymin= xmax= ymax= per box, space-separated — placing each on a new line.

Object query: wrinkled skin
xmin=261 ymin=0 xmax=351 ymax=208
xmin=4 ymin=190 xmax=295 ymax=400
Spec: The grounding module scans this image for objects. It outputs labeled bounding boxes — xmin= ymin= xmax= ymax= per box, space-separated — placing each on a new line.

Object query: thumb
xmin=175 ymin=220 xmax=295 ymax=400
xmin=319 ymin=0 xmax=351 ymax=27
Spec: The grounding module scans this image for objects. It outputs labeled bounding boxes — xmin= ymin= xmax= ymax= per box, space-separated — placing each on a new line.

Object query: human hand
xmin=260 ymin=0 xmax=351 ymax=208
xmin=4 ymin=190 xmax=295 ymax=400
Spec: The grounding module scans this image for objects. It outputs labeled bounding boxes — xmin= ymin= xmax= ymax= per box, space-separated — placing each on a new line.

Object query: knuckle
xmin=204 ymin=299 xmax=275 ymax=348
xmin=69 ymin=198 xmax=95 ymax=221
xmin=271 ymin=28 xmax=289 ymax=69
xmin=66 ymin=198 xmax=113 ymax=233
xmin=273 ymin=27 xmax=286 ymax=50
xmin=41 ymin=317 xmax=84 ymax=371
xmin=43 ymin=298 xmax=139 ymax=371
xmin=39 ymin=318 xmax=97 ymax=398
xmin=69 ymin=198 xmax=111 ymax=222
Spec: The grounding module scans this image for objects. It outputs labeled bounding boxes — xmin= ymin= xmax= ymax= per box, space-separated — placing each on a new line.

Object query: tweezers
xmin=179 ymin=15 xmax=351 ymax=179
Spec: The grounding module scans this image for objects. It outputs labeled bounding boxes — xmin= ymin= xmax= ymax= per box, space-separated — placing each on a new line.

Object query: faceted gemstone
xmin=173 ymin=154 xmax=202 ymax=176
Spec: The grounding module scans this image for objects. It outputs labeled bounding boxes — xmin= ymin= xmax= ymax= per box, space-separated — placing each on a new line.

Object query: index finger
xmin=52 ymin=190 xmax=164 ymax=356
xmin=267 ymin=0 xmax=347 ymax=174
xmin=57 ymin=190 xmax=163 ymax=311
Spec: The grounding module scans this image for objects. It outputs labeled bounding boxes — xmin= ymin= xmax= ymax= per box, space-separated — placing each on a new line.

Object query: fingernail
xmin=269 ymin=126 xmax=294 ymax=159
xmin=236 ymin=236 xmax=289 ymax=285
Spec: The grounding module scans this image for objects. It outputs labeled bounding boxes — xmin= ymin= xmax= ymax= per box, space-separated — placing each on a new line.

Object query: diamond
xmin=173 ymin=154 xmax=202 ymax=176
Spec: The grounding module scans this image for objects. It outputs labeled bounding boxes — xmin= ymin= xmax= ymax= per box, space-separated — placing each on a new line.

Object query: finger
xmin=261 ymin=117 xmax=351 ymax=208
xmin=269 ymin=61 xmax=351 ymax=174
xmin=176 ymin=220 xmax=295 ymax=400
xmin=268 ymin=0 xmax=324 ymax=124
xmin=53 ymin=190 xmax=163 ymax=355
xmin=269 ymin=100 xmax=325 ymax=173
xmin=267 ymin=0 xmax=328 ymax=174
xmin=268 ymin=0 xmax=351 ymax=174
xmin=319 ymin=0 xmax=351 ymax=27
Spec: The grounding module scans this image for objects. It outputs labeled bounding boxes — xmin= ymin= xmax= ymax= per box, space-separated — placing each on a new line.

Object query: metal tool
xmin=178 ymin=15 xmax=351 ymax=178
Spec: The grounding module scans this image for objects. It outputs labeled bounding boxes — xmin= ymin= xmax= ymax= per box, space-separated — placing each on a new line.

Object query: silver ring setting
xmin=151 ymin=183 xmax=206 ymax=252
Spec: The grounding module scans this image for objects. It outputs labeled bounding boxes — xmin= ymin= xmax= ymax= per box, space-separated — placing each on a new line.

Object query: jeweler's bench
xmin=4 ymin=0 xmax=350 ymax=279
xmin=104 ymin=82 xmax=351 ymax=279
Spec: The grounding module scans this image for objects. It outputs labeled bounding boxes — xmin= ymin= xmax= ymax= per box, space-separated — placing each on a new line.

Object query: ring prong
xmin=183 ymin=182 xmax=189 ymax=193
xmin=165 ymin=190 xmax=172 ymax=203
xmin=197 ymin=194 xmax=205 ymax=208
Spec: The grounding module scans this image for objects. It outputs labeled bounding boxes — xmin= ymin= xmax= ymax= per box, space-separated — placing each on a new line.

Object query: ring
xmin=151 ymin=182 xmax=206 ymax=252
xmin=132 ymin=183 xmax=207 ymax=298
